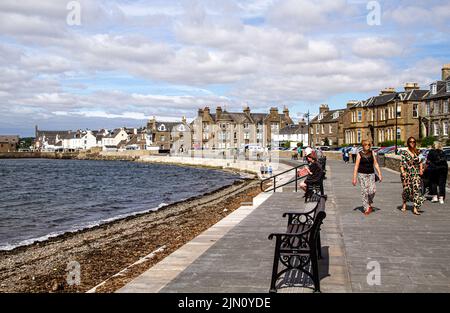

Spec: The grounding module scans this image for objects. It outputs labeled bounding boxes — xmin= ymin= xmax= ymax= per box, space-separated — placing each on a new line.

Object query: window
xmin=160 ymin=135 xmax=165 ymax=142
xmin=271 ymin=123 xmax=279 ymax=130
xmin=329 ymin=125 xmax=333 ymax=134
xmin=321 ymin=125 xmax=324 ymax=134
xmin=244 ymin=133 xmax=249 ymax=140
xmin=397 ymin=128 xmax=401 ymax=140
xmin=333 ymin=112 xmax=339 ymax=119
xmin=158 ymin=124 xmax=166 ymax=131
xmin=243 ymin=123 xmax=249 ymax=129
xmin=318 ymin=113 xmax=324 ymax=121
xmin=443 ymin=122 xmax=448 ymax=136
xmin=357 ymin=130 xmax=361 ymax=143
xmin=434 ymin=101 xmax=440 ymax=115
xmin=426 ymin=103 xmax=431 ymax=116
xmin=396 ymin=105 xmax=401 ymax=118
xmin=447 ymin=82 xmax=450 ymax=93
xmin=431 ymin=83 xmax=437 ymax=95
xmin=413 ymin=103 xmax=419 ymax=118
xmin=316 ymin=125 xmax=319 ymax=134
xmin=357 ymin=111 xmax=362 ymax=122
xmin=433 ymin=123 xmax=439 ymax=136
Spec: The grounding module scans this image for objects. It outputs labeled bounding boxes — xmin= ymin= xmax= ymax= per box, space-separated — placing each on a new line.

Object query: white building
xmin=101 ymin=128 xmax=129 ymax=151
xmin=272 ymin=121 xmax=309 ymax=147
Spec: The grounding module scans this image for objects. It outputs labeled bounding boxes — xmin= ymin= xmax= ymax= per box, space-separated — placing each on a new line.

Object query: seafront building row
xmin=33 ymin=106 xmax=308 ymax=153
xmin=310 ymin=64 xmax=450 ymax=147
xmin=3 ymin=63 xmax=447 ymax=153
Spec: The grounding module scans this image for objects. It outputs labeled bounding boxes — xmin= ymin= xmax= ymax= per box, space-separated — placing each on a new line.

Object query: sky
xmin=0 ymin=0 xmax=449 ymax=136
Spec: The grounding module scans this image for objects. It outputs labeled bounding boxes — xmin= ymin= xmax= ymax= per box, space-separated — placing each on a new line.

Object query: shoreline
xmin=0 ymin=177 xmax=262 ymax=293
xmin=0 ymin=177 xmax=247 ymax=254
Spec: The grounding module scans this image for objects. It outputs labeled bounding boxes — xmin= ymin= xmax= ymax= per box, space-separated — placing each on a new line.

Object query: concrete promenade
xmin=118 ymin=160 xmax=450 ymax=293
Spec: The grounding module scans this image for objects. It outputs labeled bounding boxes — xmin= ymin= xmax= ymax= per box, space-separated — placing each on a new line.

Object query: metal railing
xmin=260 ymin=163 xmax=309 ymax=193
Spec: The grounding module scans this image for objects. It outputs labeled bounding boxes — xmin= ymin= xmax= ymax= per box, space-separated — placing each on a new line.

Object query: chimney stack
xmin=442 ymin=64 xmax=450 ymax=81
xmin=243 ymin=106 xmax=250 ymax=115
xmin=283 ymin=106 xmax=290 ymax=118
xmin=404 ymin=82 xmax=420 ymax=91
xmin=319 ymin=104 xmax=329 ymax=114
xmin=216 ymin=106 xmax=222 ymax=119
xmin=198 ymin=108 xmax=203 ymax=117
xmin=270 ymin=107 xmax=278 ymax=115
xmin=380 ymin=88 xmax=396 ymax=95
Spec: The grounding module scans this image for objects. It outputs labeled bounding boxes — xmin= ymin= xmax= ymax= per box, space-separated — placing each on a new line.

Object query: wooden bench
xmin=268 ymin=195 xmax=327 ymax=293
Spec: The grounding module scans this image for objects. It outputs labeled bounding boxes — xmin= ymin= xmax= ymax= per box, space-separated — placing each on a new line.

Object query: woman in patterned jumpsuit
xmin=400 ymin=137 xmax=425 ymax=215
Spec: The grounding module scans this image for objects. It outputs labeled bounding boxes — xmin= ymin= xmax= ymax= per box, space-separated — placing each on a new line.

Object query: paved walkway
xmin=329 ymin=160 xmax=450 ymax=292
xmin=119 ymin=160 xmax=450 ymax=293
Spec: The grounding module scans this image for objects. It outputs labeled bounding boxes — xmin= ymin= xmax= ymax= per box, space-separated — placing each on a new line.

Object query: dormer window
xmin=158 ymin=124 xmax=166 ymax=131
xmin=447 ymin=81 xmax=450 ymax=93
xmin=332 ymin=112 xmax=339 ymax=119
xmin=178 ymin=125 xmax=185 ymax=132
xmin=318 ymin=113 xmax=324 ymax=121
xmin=431 ymin=83 xmax=437 ymax=95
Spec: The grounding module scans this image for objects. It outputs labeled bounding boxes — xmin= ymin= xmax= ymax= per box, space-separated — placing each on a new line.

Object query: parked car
xmin=444 ymin=148 xmax=450 ymax=161
xmin=316 ymin=146 xmax=331 ymax=151
xmin=377 ymin=146 xmax=396 ymax=155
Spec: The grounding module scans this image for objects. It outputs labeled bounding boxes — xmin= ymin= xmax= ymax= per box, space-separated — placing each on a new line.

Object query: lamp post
xmin=305 ymin=110 xmax=311 ymax=147
xmin=395 ymin=96 xmax=398 ymax=155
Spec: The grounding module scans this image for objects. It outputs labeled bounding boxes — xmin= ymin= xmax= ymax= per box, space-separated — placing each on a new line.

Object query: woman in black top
xmin=427 ymin=141 xmax=448 ymax=204
xmin=352 ymin=140 xmax=383 ymax=215
xmin=300 ymin=149 xmax=323 ymax=192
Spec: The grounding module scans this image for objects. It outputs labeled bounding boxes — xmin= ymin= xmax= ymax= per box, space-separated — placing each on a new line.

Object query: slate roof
xmin=279 ymin=124 xmax=308 ymax=135
xmin=423 ymin=80 xmax=450 ymax=100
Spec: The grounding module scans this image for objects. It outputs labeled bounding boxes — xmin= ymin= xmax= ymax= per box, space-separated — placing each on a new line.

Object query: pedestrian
xmin=352 ymin=140 xmax=383 ymax=215
xmin=351 ymin=145 xmax=358 ymax=163
xmin=400 ymin=137 xmax=425 ymax=215
xmin=297 ymin=145 xmax=302 ymax=159
xmin=299 ymin=148 xmax=324 ymax=192
xmin=344 ymin=147 xmax=350 ymax=164
xmin=268 ymin=164 xmax=273 ymax=176
xmin=260 ymin=163 xmax=265 ymax=178
xmin=264 ymin=164 xmax=268 ymax=176
xmin=427 ymin=141 xmax=448 ymax=204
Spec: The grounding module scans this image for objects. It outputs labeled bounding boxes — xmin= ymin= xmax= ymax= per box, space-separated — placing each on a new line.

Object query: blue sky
xmin=0 ymin=0 xmax=449 ymax=136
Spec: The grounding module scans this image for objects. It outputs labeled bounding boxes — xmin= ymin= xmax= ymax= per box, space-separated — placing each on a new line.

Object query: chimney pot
xmin=442 ymin=64 xmax=450 ymax=81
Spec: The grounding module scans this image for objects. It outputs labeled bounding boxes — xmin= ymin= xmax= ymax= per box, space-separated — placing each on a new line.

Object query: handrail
xmin=260 ymin=163 xmax=309 ymax=193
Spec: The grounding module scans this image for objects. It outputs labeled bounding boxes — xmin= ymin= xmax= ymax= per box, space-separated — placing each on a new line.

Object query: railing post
xmin=295 ymin=169 xmax=298 ymax=192
xmin=273 ymin=176 xmax=276 ymax=193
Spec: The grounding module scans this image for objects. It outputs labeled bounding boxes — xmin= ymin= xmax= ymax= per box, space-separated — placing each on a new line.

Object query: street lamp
xmin=395 ymin=96 xmax=399 ymax=155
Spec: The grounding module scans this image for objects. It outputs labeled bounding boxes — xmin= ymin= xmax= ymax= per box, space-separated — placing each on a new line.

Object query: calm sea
xmin=0 ymin=159 xmax=241 ymax=250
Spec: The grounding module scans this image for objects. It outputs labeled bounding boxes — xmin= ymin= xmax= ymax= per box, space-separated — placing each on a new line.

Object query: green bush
xmin=421 ymin=136 xmax=436 ymax=148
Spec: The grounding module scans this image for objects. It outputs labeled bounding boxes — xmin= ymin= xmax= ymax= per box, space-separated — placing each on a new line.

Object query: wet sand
xmin=0 ymin=179 xmax=262 ymax=293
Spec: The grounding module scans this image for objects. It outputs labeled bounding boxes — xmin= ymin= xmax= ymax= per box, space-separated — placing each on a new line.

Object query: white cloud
xmin=352 ymin=37 xmax=404 ymax=58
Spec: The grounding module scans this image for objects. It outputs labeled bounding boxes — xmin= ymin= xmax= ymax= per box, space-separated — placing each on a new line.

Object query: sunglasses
xmin=409 ymin=141 xmax=416 ymax=144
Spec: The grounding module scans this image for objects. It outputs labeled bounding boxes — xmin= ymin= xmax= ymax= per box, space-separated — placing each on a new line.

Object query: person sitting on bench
xmin=299 ymin=148 xmax=324 ymax=192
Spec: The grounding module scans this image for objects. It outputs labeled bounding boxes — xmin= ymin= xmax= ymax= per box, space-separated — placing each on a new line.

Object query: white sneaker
xmin=439 ymin=197 xmax=444 ymax=204
xmin=431 ymin=195 xmax=438 ymax=203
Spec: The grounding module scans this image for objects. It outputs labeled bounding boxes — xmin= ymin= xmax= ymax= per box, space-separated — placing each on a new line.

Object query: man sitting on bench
xmin=299 ymin=148 xmax=324 ymax=192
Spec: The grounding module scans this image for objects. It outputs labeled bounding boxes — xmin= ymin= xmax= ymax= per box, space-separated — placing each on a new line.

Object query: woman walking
xmin=400 ymin=137 xmax=425 ymax=215
xmin=427 ymin=141 xmax=448 ymax=204
xmin=352 ymin=140 xmax=383 ymax=215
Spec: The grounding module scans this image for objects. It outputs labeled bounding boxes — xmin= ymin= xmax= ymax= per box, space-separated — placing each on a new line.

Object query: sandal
xmin=413 ymin=209 xmax=421 ymax=216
